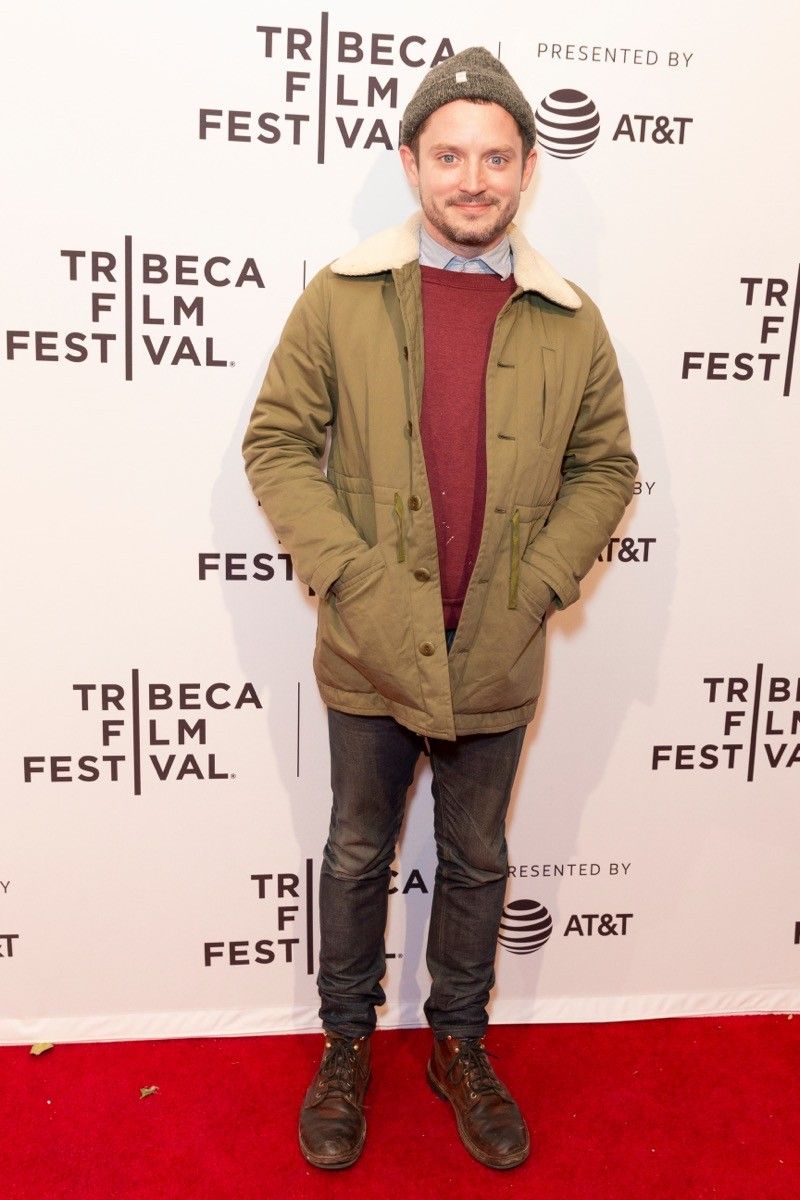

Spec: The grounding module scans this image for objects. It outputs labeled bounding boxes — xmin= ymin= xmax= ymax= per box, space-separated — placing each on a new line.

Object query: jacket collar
xmin=331 ymin=213 xmax=581 ymax=310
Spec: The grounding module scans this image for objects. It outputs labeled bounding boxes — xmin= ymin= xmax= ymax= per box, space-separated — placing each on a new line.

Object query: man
xmin=243 ymin=47 xmax=636 ymax=1171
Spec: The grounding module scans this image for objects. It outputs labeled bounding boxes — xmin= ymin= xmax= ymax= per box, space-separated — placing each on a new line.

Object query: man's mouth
xmin=447 ymin=198 xmax=497 ymax=209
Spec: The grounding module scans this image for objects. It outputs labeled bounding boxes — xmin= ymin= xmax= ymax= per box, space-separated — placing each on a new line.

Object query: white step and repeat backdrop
xmin=3 ymin=0 xmax=799 ymax=1044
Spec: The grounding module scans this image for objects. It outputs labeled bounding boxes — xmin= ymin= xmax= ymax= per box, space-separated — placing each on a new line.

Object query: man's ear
xmin=399 ymin=144 xmax=420 ymax=189
xmin=521 ymin=147 xmax=537 ymax=193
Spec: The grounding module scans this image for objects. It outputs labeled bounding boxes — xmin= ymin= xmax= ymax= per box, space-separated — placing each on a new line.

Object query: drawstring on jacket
xmin=393 ymin=493 xmax=406 ymax=563
xmin=508 ymin=508 xmax=520 ymax=609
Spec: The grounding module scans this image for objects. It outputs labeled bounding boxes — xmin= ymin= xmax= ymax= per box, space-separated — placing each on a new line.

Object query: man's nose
xmin=459 ymin=158 xmax=486 ymax=194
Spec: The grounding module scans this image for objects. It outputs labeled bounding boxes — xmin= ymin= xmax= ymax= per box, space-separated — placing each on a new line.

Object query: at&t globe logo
xmin=535 ymin=89 xmax=601 ymax=158
xmin=498 ymin=898 xmax=553 ymax=954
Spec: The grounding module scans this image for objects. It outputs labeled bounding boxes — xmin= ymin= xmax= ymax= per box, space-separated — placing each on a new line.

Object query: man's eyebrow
xmin=427 ymin=142 xmax=518 ymax=155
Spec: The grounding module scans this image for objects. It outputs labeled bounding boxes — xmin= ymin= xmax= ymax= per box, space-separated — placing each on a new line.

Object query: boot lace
xmin=318 ymin=1037 xmax=362 ymax=1099
xmin=448 ymin=1038 xmax=505 ymax=1097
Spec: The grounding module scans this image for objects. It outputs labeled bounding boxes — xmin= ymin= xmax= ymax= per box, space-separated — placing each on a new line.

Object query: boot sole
xmin=426 ymin=1062 xmax=530 ymax=1170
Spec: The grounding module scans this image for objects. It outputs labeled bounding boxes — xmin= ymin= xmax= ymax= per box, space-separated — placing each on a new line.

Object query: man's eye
xmin=440 ymin=154 xmax=456 ymax=163
xmin=489 ymin=156 xmax=506 ymax=166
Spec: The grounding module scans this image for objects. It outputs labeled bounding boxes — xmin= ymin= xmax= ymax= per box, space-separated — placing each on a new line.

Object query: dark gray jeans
xmin=317 ymin=707 xmax=526 ymax=1039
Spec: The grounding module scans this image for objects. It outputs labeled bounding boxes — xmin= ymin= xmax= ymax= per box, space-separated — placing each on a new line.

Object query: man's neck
xmin=419 ymin=226 xmax=513 ymax=280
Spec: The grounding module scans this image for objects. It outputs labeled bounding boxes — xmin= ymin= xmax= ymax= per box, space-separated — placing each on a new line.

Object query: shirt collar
xmin=418 ymin=226 xmax=514 ymax=280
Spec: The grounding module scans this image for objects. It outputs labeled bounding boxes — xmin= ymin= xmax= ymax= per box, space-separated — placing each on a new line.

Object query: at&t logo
xmin=534 ymin=88 xmax=692 ymax=159
xmin=498 ymin=899 xmax=553 ymax=954
xmin=499 ymin=899 xmax=634 ymax=954
xmin=534 ymin=90 xmax=600 ymax=159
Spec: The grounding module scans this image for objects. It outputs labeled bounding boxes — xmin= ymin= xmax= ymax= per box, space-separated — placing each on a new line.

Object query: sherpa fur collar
xmin=331 ymin=213 xmax=581 ymax=310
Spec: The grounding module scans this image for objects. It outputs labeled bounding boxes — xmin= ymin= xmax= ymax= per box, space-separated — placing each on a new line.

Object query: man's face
xmin=399 ymin=99 xmax=536 ymax=258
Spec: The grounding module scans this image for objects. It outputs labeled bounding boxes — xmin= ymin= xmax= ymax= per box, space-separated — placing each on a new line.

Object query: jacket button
xmin=414 ymin=567 xmax=430 ymax=583
xmin=408 ymin=494 xmax=422 ymax=511
xmin=419 ymin=641 xmax=435 ymax=656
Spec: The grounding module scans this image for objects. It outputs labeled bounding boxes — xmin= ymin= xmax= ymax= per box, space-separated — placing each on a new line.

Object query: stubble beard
xmin=423 ymin=192 xmax=517 ymax=251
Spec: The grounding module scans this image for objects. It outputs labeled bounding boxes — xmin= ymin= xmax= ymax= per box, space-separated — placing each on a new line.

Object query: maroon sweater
xmin=419 ymin=266 xmax=517 ymax=628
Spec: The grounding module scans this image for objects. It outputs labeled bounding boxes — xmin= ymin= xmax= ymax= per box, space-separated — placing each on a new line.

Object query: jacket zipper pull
xmin=393 ymin=493 xmax=406 ymax=563
xmin=508 ymin=508 xmax=520 ymax=609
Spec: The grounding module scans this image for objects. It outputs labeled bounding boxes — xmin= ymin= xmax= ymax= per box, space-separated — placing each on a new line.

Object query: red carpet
xmin=2 ymin=1016 xmax=798 ymax=1199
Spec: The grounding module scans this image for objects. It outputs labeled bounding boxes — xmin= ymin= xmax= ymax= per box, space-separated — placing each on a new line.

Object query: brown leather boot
xmin=427 ymin=1034 xmax=530 ymax=1169
xmin=298 ymin=1031 xmax=371 ymax=1169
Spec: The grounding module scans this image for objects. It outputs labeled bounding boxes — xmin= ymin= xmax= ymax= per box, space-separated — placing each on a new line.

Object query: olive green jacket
xmin=243 ymin=215 xmax=637 ymax=740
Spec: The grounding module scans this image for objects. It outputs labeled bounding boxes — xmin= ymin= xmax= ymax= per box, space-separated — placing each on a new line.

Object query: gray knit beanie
xmin=400 ymin=47 xmax=536 ymax=149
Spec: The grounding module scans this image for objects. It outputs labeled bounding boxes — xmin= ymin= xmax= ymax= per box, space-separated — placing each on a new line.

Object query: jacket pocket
xmin=508 ymin=505 xmax=549 ymax=610
xmin=315 ymin=549 xmax=423 ymax=708
xmin=516 ymin=557 xmax=553 ymax=627
xmin=332 ymin=543 xmax=385 ymax=600
xmin=455 ymin=506 xmax=550 ymax=713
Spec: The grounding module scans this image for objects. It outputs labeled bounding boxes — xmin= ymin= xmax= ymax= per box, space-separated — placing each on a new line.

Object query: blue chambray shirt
xmin=419 ymin=226 xmax=514 ymax=279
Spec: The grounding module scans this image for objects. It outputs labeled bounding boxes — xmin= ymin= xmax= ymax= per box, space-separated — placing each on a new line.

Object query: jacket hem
xmin=317 ymin=681 xmax=535 ymax=740
xmin=452 ymin=703 xmax=537 ymax=737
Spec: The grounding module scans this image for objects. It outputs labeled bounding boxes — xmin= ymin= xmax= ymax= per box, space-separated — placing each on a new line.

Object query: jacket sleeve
xmin=521 ymin=303 xmax=638 ymax=609
xmin=242 ymin=269 xmax=370 ymax=599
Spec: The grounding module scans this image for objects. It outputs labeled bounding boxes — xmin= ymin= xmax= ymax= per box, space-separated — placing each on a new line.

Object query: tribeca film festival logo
xmin=203 ymin=862 xmax=429 ymax=972
xmin=204 ymin=863 xmax=315 ymax=974
xmin=499 ymin=899 xmax=633 ymax=954
xmin=22 ymin=673 xmax=262 ymax=796
xmin=682 ymin=274 xmax=799 ymax=396
xmin=199 ymin=17 xmax=454 ymax=161
xmin=652 ymin=666 xmax=800 ymax=780
xmin=4 ymin=241 xmax=265 ymax=381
